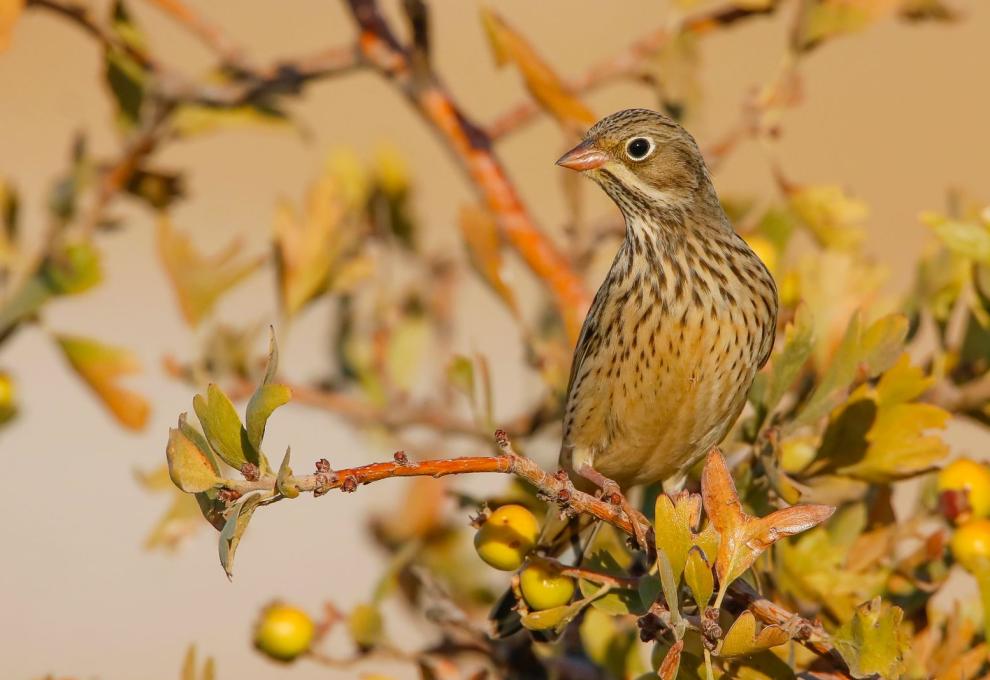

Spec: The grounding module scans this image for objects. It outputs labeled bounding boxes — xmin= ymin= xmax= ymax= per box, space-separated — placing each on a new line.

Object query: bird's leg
xmin=576 ymin=464 xmax=648 ymax=551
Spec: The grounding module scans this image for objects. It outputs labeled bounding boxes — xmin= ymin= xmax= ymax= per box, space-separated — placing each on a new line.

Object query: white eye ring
xmin=625 ymin=136 xmax=655 ymax=161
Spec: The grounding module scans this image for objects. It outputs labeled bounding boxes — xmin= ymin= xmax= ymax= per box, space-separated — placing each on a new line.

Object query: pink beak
xmin=556 ymin=140 xmax=608 ymax=171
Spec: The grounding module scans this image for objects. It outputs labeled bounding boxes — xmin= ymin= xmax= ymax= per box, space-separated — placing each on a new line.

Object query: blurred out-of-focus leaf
xmin=56 ymin=334 xmax=149 ymax=430
xmin=104 ymin=0 xmax=147 ymax=131
xmin=124 ymin=167 xmax=185 ymax=210
xmin=795 ymin=0 xmax=900 ymax=51
xmin=157 ymin=217 xmax=263 ymax=327
xmin=788 ymin=183 xmax=867 ymax=250
xmin=348 ymin=603 xmax=384 ymax=649
xmin=173 ymin=101 xmax=290 ymax=138
xmin=459 ymin=205 xmax=519 ymax=315
xmin=794 ymin=312 xmax=908 ymax=428
xmin=0 ymin=0 xmax=24 ymax=52
xmin=218 ymin=492 xmax=264 ymax=580
xmin=480 ymin=7 xmax=595 ymax=133
xmin=834 ymin=597 xmax=909 ymax=679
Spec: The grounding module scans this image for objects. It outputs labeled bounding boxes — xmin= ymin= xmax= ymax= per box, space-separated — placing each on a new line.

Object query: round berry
xmin=473 ymin=504 xmax=539 ymax=571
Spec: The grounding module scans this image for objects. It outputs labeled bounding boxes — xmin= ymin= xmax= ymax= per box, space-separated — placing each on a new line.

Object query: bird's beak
xmin=556 ymin=140 xmax=608 ymax=171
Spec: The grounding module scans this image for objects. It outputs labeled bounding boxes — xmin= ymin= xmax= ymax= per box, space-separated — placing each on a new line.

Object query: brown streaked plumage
xmin=557 ymin=108 xmax=778 ymax=493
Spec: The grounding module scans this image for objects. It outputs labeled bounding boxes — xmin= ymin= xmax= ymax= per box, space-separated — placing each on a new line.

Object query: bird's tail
xmin=488 ymin=508 xmax=598 ymax=639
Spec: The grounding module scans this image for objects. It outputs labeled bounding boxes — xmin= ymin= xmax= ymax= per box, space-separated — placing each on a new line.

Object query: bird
xmin=489 ymin=109 xmax=778 ymax=638
xmin=554 ymin=108 xmax=778 ymax=528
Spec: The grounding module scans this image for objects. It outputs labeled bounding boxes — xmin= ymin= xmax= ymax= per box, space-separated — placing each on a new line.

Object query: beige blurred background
xmin=1 ymin=1 xmax=988 ymax=678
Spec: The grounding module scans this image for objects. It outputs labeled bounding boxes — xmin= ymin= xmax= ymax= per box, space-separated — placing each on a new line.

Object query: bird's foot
xmin=576 ymin=464 xmax=648 ymax=552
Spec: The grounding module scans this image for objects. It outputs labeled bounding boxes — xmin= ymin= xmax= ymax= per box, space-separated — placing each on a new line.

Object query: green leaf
xmin=104 ymin=0 xmax=147 ymax=131
xmin=166 ymin=426 xmax=221 ymax=493
xmin=717 ymin=611 xmax=789 ymax=658
xmin=41 ymin=241 xmax=102 ymax=295
xmin=578 ymin=550 xmax=640 ymax=615
xmin=276 ymin=448 xmax=299 ymax=499
xmin=245 ymin=331 xmax=290 ymax=453
xmin=193 ymin=383 xmax=261 ymax=471
xmin=218 ymin=492 xmax=264 ymax=580
xmin=347 ymin=603 xmax=384 ymax=649
xmin=833 ymin=597 xmax=909 ymax=679
xmin=684 ymin=547 xmax=714 ymax=609
xmin=653 ymin=493 xmax=701 ymax=583
xmin=173 ymin=101 xmax=290 ymax=138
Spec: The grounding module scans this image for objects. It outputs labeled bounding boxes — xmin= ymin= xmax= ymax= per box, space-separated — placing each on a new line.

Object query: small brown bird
xmin=555 ymin=108 xmax=778 ymax=501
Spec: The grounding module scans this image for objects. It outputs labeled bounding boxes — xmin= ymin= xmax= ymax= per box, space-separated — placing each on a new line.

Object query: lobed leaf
xmin=717 ymin=611 xmax=789 ymax=658
xmin=834 ymin=597 xmax=909 ymax=679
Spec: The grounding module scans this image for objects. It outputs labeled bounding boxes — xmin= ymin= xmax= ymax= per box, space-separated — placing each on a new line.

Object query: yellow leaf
xmin=480 ymin=7 xmax=595 ymax=134
xmin=796 ymin=0 xmax=900 ymax=50
xmin=56 ymin=334 xmax=150 ymax=430
xmin=157 ymin=218 xmax=263 ymax=326
xmin=834 ymin=597 xmax=909 ymax=679
xmin=459 ymin=205 xmax=519 ymax=315
xmin=788 ymin=184 xmax=867 ymax=250
xmin=0 ymin=0 xmax=24 ymax=52
xmin=653 ymin=492 xmax=703 ymax=582
xmin=717 ymin=611 xmax=789 ymax=657
xmin=166 ymin=426 xmax=221 ymax=493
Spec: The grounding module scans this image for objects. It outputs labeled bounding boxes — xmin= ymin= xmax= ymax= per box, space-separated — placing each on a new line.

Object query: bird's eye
xmin=625 ymin=137 xmax=654 ymax=161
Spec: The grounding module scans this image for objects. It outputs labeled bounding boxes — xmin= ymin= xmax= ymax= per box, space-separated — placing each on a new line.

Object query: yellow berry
xmin=474 ymin=504 xmax=539 ymax=571
xmin=0 ymin=372 xmax=15 ymax=421
xmin=520 ymin=560 xmax=575 ymax=611
xmin=951 ymin=519 xmax=990 ymax=572
xmin=938 ymin=458 xmax=990 ymax=522
xmin=254 ymin=603 xmax=315 ymax=662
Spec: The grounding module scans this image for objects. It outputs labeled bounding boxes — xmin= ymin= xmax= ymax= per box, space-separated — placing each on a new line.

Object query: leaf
xmin=684 ymin=547 xmax=714 ymax=609
xmin=815 ymin=354 xmax=949 ymax=482
xmin=653 ymin=493 xmax=702 ymax=583
xmin=834 ymin=597 xmax=909 ymax=679
xmin=717 ymin=611 xmax=789 ymax=657
xmin=143 ymin=487 xmax=206 ymax=551
xmin=794 ymin=312 xmax=908 ymax=428
xmin=459 ymin=205 xmax=519 ymax=315
xmin=218 ymin=492 xmax=264 ymax=580
xmin=104 ymin=0 xmax=147 ymax=131
xmin=56 ymin=334 xmax=150 ymax=430
xmin=157 ymin=217 xmax=263 ymax=327
xmin=166 ymin=426 xmax=221 ymax=493
xmin=0 ymin=0 xmax=23 ymax=52
xmin=274 ymin=164 xmax=367 ymax=317
xmin=193 ymin=383 xmax=265 ymax=471
xmin=520 ymin=599 xmax=585 ymax=633
xmin=788 ymin=184 xmax=867 ymax=249
xmin=657 ymin=639 xmax=683 ymax=680
xmin=348 ymin=603 xmax=384 ymax=649
xmin=480 ymin=7 xmax=595 ymax=133
xmin=756 ymin=303 xmax=814 ymax=417
xmin=173 ymin=101 xmax=290 ymax=138
xmin=578 ymin=550 xmax=640 ymax=615
xmin=701 ymin=450 xmax=834 ymax=591
xmin=124 ymin=167 xmax=185 ymax=210
xmin=972 ymin=558 xmax=990 ymax=656
xmin=276 ymin=448 xmax=299 ymax=498
xmin=794 ymin=0 xmax=901 ymax=52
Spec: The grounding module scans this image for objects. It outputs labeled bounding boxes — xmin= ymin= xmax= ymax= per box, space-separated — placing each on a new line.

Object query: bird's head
xmin=556 ymin=108 xmax=712 ymax=213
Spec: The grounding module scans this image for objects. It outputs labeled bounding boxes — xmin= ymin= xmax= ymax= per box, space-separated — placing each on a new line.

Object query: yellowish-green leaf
xmin=788 ymin=184 xmax=867 ymax=249
xmin=157 ymin=217 xmax=263 ymax=327
xmin=717 ymin=611 xmax=789 ymax=658
xmin=684 ymin=546 xmax=714 ymax=609
xmin=795 ymin=0 xmax=900 ymax=51
xmin=923 ymin=211 xmax=990 ymax=265
xmin=166 ymin=426 xmax=221 ymax=493
xmin=56 ymin=334 xmax=150 ymax=430
xmin=218 ymin=492 xmax=264 ymax=580
xmin=653 ymin=493 xmax=701 ymax=583
xmin=276 ymin=448 xmax=299 ymax=499
xmin=173 ymin=102 xmax=290 ymax=137
xmin=193 ymin=383 xmax=263 ymax=471
xmin=758 ymin=303 xmax=814 ymax=416
xmin=834 ymin=597 xmax=909 ymax=679
xmin=0 ymin=0 xmax=24 ymax=52
xmin=348 ymin=603 xmax=384 ymax=649
xmin=245 ymin=384 xmax=291 ymax=453
xmin=385 ymin=313 xmax=430 ymax=391
xmin=480 ymin=7 xmax=595 ymax=133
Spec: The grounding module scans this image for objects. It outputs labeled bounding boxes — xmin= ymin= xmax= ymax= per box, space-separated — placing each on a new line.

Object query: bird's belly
xmin=563 ymin=311 xmax=755 ymax=488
